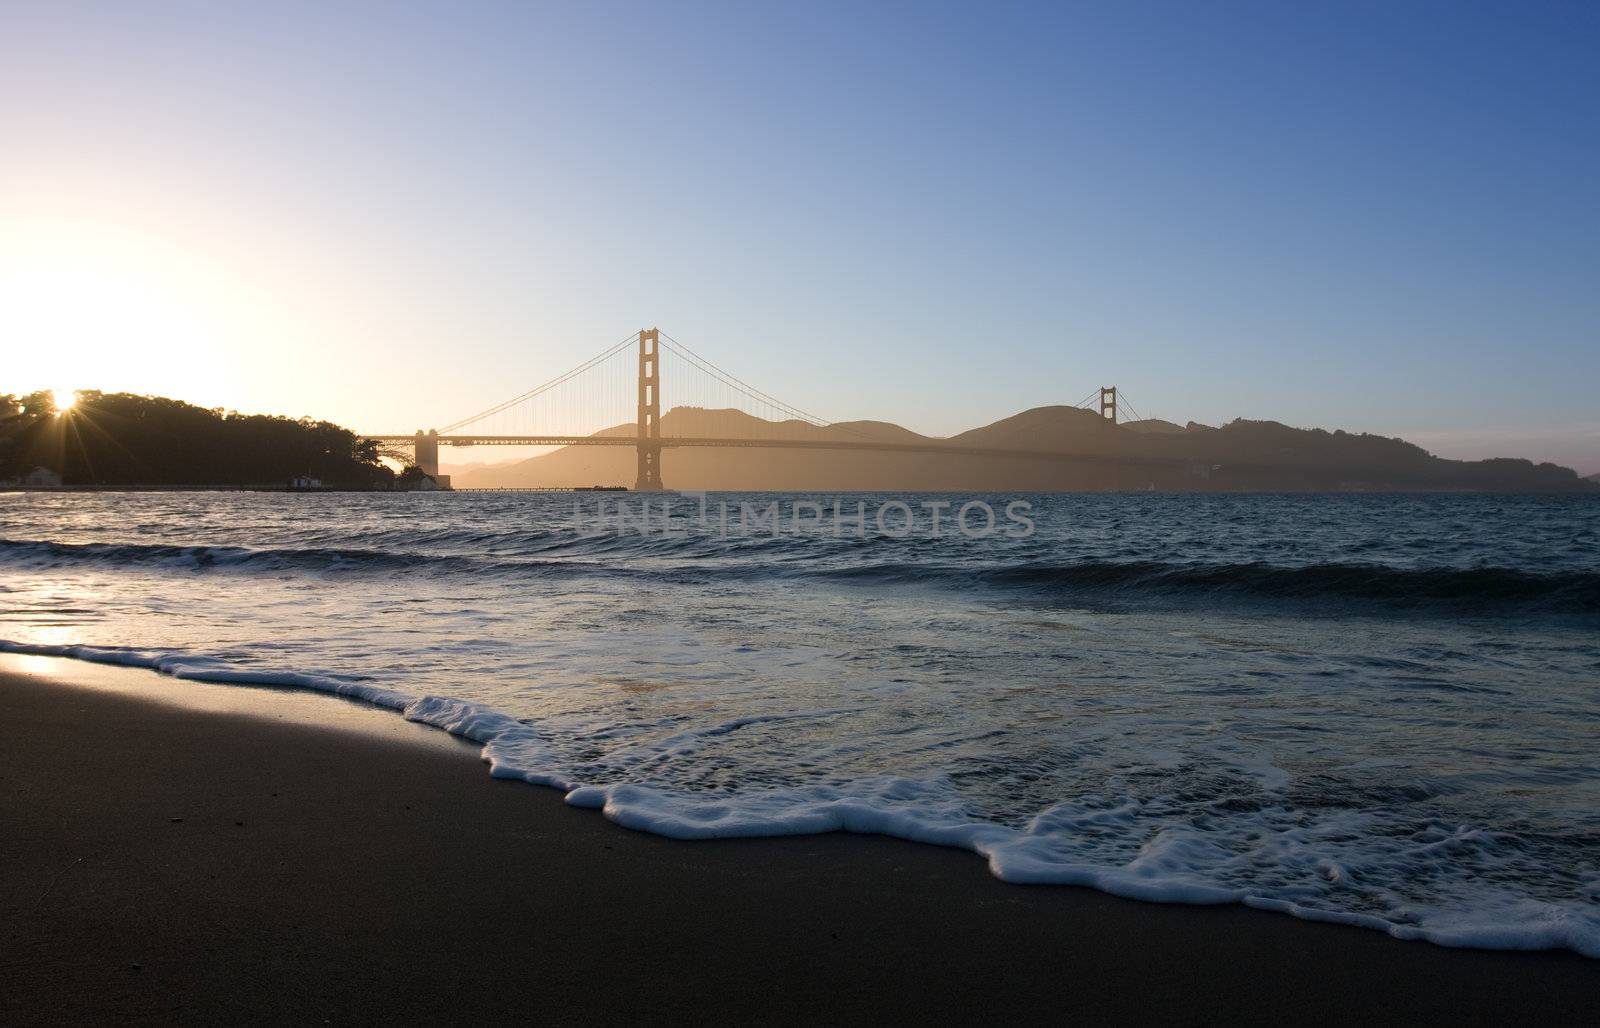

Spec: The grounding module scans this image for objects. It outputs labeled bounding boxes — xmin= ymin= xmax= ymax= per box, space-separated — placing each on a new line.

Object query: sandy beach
xmin=2 ymin=658 xmax=1595 ymax=1025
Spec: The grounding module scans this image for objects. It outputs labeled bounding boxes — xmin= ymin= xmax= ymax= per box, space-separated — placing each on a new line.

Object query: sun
xmin=1 ymin=223 xmax=252 ymax=410
xmin=52 ymin=389 xmax=77 ymax=414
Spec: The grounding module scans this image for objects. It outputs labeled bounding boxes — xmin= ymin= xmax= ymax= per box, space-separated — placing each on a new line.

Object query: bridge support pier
xmin=635 ymin=327 xmax=663 ymax=490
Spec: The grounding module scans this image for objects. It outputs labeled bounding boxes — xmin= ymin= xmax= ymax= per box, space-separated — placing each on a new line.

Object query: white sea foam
xmin=5 ymin=637 xmax=1597 ymax=960
xmin=0 ymin=640 xmax=413 ymax=710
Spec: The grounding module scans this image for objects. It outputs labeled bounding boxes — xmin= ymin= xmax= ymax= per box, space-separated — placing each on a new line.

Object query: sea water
xmin=2 ymin=491 xmax=1597 ymax=956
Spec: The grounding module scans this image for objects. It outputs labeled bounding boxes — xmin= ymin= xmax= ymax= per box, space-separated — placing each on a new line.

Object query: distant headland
xmin=0 ymin=391 xmax=406 ymax=491
xmin=446 ymin=406 xmax=1598 ymax=493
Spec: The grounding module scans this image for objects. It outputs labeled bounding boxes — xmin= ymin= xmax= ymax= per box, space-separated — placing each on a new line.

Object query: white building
xmin=0 ymin=467 xmax=63 ymax=489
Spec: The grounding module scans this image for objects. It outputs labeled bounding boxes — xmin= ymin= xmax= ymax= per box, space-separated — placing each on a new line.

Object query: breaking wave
xmin=3 ymin=536 xmax=1595 ymax=616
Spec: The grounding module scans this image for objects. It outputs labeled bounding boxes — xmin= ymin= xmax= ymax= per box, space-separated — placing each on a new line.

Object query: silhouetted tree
xmin=0 ymin=391 xmax=395 ymax=488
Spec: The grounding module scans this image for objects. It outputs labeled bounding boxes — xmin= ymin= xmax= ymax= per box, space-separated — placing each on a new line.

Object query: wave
xmin=3 ymin=536 xmax=1597 ymax=615
xmin=0 ymin=537 xmax=590 ymax=579
xmin=4 ymin=639 xmax=1597 ymax=959
xmin=817 ymin=560 xmax=1600 ymax=612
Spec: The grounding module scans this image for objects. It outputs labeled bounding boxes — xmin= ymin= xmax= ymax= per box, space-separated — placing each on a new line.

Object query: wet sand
xmin=2 ymin=660 xmax=1595 ymax=1025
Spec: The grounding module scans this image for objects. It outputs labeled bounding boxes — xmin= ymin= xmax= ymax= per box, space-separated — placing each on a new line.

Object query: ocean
xmin=2 ymin=490 xmax=1597 ymax=956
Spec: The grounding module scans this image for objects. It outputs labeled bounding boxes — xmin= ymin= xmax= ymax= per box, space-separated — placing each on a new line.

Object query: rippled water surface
xmin=3 ymin=491 xmax=1598 ymax=955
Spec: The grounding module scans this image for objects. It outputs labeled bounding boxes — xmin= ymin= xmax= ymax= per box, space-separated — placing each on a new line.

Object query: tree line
xmin=1 ymin=391 xmax=397 ymax=488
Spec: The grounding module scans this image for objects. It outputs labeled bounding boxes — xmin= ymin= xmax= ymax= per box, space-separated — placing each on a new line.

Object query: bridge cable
xmin=660 ymin=333 xmax=892 ymax=443
xmin=438 ymin=331 xmax=639 ymax=433
xmin=658 ymin=331 xmax=837 ymax=428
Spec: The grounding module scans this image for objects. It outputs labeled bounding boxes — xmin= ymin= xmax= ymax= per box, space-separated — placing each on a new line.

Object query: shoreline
xmin=2 ymin=658 xmax=1595 ymax=1022
xmin=7 ymin=485 xmax=1600 ymax=495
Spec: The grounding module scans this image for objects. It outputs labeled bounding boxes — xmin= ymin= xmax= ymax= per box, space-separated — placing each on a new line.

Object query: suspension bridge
xmin=367 ymin=328 xmax=1159 ymax=490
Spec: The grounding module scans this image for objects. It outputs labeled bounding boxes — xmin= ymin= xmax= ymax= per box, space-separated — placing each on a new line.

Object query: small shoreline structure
xmin=0 ymin=466 xmax=63 ymax=489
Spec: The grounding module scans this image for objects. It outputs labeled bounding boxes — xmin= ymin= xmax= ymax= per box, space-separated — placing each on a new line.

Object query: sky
xmin=2 ymin=1 xmax=1597 ymax=472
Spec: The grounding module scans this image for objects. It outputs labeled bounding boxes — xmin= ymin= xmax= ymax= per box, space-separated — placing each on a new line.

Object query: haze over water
xmin=3 ymin=491 xmax=1597 ymax=956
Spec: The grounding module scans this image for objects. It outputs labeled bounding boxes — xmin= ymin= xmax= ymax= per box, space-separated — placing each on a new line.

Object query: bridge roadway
xmin=365 ymin=435 xmax=1200 ymax=469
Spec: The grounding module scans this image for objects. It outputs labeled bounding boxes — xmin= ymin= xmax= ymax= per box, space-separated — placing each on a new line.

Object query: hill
xmin=0 ymin=391 xmax=392 ymax=488
xmin=449 ymin=405 xmax=1598 ymax=492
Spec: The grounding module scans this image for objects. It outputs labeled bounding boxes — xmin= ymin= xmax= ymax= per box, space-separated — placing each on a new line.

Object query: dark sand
xmin=2 ymin=661 xmax=1595 ymax=1025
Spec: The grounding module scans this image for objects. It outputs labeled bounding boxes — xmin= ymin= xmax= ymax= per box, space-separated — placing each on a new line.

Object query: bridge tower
xmin=413 ymin=429 xmax=440 ymax=477
xmin=635 ymin=327 xmax=663 ymax=490
xmin=1099 ymin=386 xmax=1117 ymax=424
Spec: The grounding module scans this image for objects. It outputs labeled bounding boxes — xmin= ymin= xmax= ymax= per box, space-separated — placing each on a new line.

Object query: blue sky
xmin=2 ymin=1 xmax=1597 ymax=470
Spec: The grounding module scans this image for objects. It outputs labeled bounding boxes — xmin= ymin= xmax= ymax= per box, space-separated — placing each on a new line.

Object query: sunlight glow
xmin=0 ymin=222 xmax=253 ymax=405
xmin=52 ymin=388 xmax=77 ymax=413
